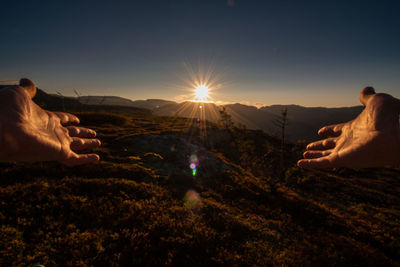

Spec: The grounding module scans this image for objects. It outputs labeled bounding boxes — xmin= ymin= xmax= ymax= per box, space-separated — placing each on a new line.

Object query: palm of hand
xmin=0 ymin=80 xmax=100 ymax=165
xmin=298 ymin=88 xmax=400 ymax=169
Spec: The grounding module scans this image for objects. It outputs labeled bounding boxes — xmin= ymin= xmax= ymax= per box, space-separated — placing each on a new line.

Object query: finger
xmin=360 ymin=86 xmax=375 ymax=106
xmin=303 ymin=150 xmax=332 ymax=159
xmin=297 ymin=157 xmax=333 ymax=169
xmin=62 ymin=154 xmax=100 ymax=166
xmin=19 ymin=78 xmax=37 ymax=99
xmin=306 ymin=138 xmax=336 ymax=151
xmin=53 ymin=112 xmax=80 ymax=124
xmin=70 ymin=137 xmax=101 ymax=151
xmin=67 ymin=126 xmax=97 ymax=138
xmin=318 ymin=123 xmax=345 ymax=137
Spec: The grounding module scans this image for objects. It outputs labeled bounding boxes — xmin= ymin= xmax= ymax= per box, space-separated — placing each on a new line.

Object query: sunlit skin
xmin=0 ymin=78 xmax=101 ymax=166
xmin=298 ymin=87 xmax=400 ymax=169
xmin=195 ymin=85 xmax=209 ymax=101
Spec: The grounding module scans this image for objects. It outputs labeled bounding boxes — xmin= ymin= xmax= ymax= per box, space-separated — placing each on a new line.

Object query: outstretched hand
xmin=0 ymin=78 xmax=101 ymax=166
xmin=298 ymin=87 xmax=400 ymax=169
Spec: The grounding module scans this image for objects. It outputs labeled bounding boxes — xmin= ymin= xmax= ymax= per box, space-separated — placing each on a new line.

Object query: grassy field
xmin=1 ymin=109 xmax=400 ymax=266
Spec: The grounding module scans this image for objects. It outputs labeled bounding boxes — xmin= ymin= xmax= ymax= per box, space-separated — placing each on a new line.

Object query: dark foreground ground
xmin=1 ymin=110 xmax=400 ymax=266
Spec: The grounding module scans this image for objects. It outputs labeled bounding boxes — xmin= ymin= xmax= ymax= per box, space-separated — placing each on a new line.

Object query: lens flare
xmin=183 ymin=190 xmax=201 ymax=208
xmin=190 ymin=154 xmax=199 ymax=177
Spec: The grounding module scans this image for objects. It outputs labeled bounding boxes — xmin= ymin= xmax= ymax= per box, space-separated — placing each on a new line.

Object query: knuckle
xmin=61 ymin=126 xmax=69 ymax=135
xmin=369 ymin=93 xmax=394 ymax=106
xmin=51 ymin=114 xmax=61 ymax=123
xmin=72 ymin=139 xmax=83 ymax=146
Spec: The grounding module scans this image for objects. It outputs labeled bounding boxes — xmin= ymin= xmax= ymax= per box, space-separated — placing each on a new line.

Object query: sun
xmin=195 ymin=85 xmax=209 ymax=101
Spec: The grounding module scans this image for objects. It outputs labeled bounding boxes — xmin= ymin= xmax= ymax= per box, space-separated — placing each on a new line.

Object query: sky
xmin=1 ymin=0 xmax=399 ymax=107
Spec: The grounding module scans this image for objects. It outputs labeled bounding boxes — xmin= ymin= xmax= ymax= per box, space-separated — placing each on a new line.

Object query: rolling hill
xmin=77 ymin=95 xmax=176 ymax=111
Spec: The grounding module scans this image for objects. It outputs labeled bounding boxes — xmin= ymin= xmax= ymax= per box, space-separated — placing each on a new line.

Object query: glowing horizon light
xmin=195 ymin=85 xmax=209 ymax=101
xmin=189 ymin=99 xmax=214 ymax=103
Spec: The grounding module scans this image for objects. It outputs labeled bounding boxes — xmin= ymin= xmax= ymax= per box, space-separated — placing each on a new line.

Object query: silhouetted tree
xmin=99 ymin=95 xmax=107 ymax=105
xmin=219 ymin=106 xmax=234 ymax=130
xmin=56 ymin=91 xmax=66 ymax=112
xmin=273 ymin=108 xmax=288 ymax=178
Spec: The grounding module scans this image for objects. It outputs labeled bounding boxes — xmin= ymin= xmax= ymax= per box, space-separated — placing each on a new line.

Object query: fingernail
xmin=19 ymin=78 xmax=35 ymax=88
xmin=89 ymin=154 xmax=100 ymax=161
xmin=19 ymin=78 xmax=37 ymax=98
xmin=297 ymin=160 xmax=304 ymax=167
xmin=362 ymin=86 xmax=375 ymax=95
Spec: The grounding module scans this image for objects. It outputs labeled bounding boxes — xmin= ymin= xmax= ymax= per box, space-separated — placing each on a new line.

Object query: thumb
xmin=359 ymin=86 xmax=375 ymax=106
xmin=19 ymin=78 xmax=37 ymax=99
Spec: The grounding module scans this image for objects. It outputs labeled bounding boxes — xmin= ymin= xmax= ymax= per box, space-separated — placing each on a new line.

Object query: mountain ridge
xmin=71 ymin=95 xmax=363 ymax=141
xmin=1 ymin=85 xmax=364 ymax=141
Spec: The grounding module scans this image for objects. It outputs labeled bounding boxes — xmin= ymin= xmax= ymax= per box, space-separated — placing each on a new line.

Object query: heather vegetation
xmin=1 ymin=96 xmax=400 ymax=266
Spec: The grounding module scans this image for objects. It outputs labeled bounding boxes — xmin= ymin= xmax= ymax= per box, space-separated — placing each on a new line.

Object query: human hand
xmin=0 ymin=78 xmax=101 ymax=166
xmin=298 ymin=87 xmax=400 ymax=169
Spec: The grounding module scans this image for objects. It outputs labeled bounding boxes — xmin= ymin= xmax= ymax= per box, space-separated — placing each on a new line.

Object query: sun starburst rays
xmin=162 ymin=62 xmax=229 ymax=178
xmin=165 ymin=62 xmax=228 ymax=146
xmin=180 ymin=62 xmax=226 ymax=104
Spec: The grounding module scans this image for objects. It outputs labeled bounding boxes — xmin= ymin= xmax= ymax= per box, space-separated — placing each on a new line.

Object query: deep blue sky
xmin=1 ymin=0 xmax=399 ymax=106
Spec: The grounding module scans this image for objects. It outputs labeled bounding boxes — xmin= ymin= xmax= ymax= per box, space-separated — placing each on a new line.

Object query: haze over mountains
xmin=72 ymin=94 xmax=363 ymax=142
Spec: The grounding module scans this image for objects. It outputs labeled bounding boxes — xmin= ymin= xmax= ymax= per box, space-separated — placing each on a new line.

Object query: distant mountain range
xmin=77 ymin=95 xmax=176 ymax=110
xmin=2 ymin=86 xmax=363 ymax=142
xmin=71 ymin=95 xmax=363 ymax=141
